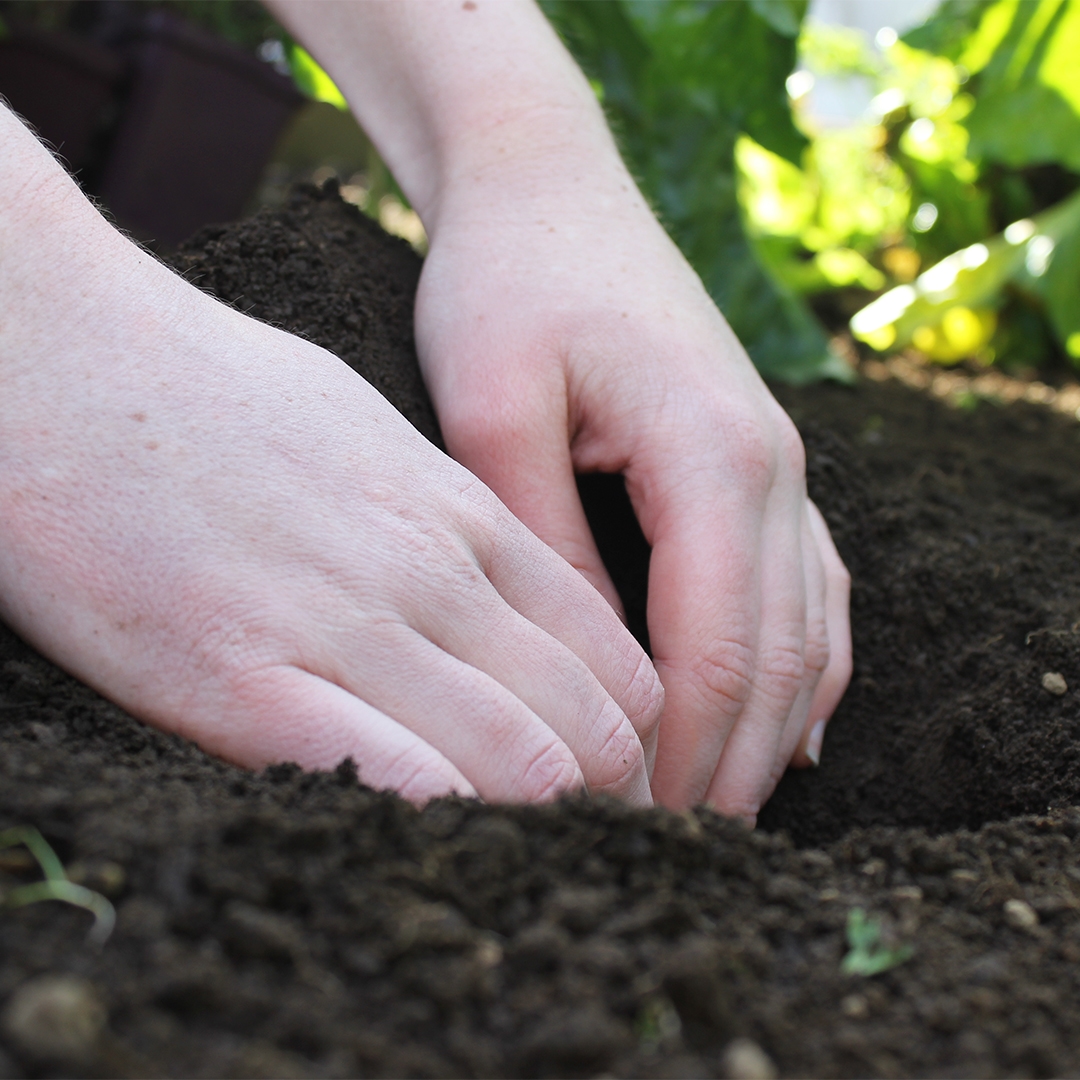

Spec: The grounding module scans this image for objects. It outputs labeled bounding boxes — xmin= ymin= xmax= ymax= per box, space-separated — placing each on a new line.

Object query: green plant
xmin=866 ymin=0 xmax=1080 ymax=366
xmin=731 ymin=0 xmax=1080 ymax=372
xmin=841 ymin=907 xmax=912 ymax=976
xmin=543 ymin=0 xmax=850 ymax=384
xmin=0 ymin=827 xmax=115 ymax=947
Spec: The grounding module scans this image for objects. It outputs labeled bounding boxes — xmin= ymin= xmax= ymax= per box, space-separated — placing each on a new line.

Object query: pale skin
xmin=0 ymin=0 xmax=851 ymax=821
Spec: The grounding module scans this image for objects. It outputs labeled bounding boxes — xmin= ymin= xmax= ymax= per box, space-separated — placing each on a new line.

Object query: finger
xmin=439 ymin=381 xmax=625 ymax=617
xmin=475 ymin=511 xmax=664 ymax=775
xmin=313 ymin=619 xmax=599 ymax=803
xmin=702 ymin=486 xmax=809 ymax=820
xmin=187 ymin=665 xmax=477 ymax=804
xmin=792 ymin=500 xmax=852 ymax=768
xmin=779 ymin=505 xmax=830 ymax=768
xmin=639 ymin=452 xmax=767 ymax=811
xmin=399 ymin=549 xmax=653 ymax=804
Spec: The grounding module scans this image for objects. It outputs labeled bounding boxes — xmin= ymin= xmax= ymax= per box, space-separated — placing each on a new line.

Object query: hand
xmin=206 ymin=0 xmax=850 ymax=816
xmin=415 ymin=166 xmax=852 ymax=820
xmin=0 ymin=118 xmax=663 ymax=805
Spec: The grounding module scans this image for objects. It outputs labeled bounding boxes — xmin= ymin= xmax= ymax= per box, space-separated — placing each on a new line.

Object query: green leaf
xmin=288 ymin=45 xmax=348 ymax=111
xmin=961 ymin=0 xmax=1080 ymax=171
xmin=749 ymin=0 xmax=806 ymax=39
xmin=841 ymin=908 xmax=913 ymax=977
xmin=903 ymin=0 xmax=1000 ymax=62
xmin=850 ymin=186 xmax=1080 ymax=361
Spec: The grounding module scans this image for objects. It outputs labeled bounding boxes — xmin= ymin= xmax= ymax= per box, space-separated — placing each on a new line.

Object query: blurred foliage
xmin=543 ymin=0 xmax=850 ymax=383
xmin=287 ymin=45 xmax=348 ymax=111
xmin=738 ymin=0 xmax=1080 ymax=372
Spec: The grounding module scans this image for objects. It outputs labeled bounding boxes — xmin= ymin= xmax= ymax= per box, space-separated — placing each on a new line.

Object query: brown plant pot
xmin=0 ymin=26 xmax=125 ymax=174
xmin=97 ymin=12 xmax=303 ymax=247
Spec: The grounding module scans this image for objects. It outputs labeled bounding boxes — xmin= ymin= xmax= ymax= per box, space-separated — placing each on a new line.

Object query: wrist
xmin=423 ymin=108 xmax=635 ymax=238
xmin=0 ymin=107 xmax=191 ymax=389
xmin=267 ymin=1 xmax=628 ymax=235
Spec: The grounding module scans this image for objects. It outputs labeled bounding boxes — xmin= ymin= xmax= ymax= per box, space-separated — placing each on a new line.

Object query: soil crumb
xmin=2 ymin=183 xmax=1080 ymax=1078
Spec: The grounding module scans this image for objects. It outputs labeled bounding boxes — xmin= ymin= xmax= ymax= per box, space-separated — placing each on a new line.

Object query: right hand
xmin=0 ymin=153 xmax=663 ymax=806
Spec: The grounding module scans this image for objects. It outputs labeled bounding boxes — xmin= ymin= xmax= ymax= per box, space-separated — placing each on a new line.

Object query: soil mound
xmin=2 ymin=184 xmax=1080 ymax=1078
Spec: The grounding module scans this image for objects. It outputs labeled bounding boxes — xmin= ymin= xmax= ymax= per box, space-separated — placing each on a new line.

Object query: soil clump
xmin=2 ymin=184 xmax=1080 ymax=1078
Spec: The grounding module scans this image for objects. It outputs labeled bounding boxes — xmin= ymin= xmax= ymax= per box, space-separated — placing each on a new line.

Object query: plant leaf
xmin=960 ymin=0 xmax=1080 ymax=171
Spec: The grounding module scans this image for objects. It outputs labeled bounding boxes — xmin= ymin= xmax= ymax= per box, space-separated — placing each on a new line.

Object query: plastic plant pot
xmin=0 ymin=26 xmax=125 ymax=175
xmin=97 ymin=11 xmax=303 ymax=248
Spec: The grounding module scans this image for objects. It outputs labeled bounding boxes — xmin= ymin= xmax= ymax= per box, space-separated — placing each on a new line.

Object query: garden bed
xmin=2 ymin=185 xmax=1080 ymax=1079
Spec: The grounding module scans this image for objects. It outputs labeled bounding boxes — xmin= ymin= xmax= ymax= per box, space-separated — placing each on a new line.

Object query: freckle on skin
xmin=462 ymin=1 xmax=476 ymax=9
xmin=129 ymin=412 xmax=147 ymax=423
xmin=145 ymin=441 xmax=159 ymax=451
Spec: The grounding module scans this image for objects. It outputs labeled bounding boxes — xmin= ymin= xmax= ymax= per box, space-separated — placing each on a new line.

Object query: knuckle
xmin=709 ymin=784 xmax=762 ymax=824
xmin=517 ymin=740 xmax=583 ymax=803
xmin=685 ymin=637 xmax=756 ymax=718
xmin=721 ymin=408 xmax=806 ymax=491
xmin=759 ymin=639 xmax=807 ymax=702
xmin=370 ymin=747 xmax=456 ymax=804
xmin=181 ymin=598 xmax=282 ymax=683
xmin=804 ymin=617 xmax=831 ymax=678
xmin=587 ymin=713 xmax=647 ymax=797
xmin=623 ymin=649 xmax=665 ymax=740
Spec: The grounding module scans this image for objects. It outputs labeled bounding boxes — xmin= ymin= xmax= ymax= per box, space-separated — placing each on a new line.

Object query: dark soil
xmin=3 ymin=184 xmax=1080 ymax=1079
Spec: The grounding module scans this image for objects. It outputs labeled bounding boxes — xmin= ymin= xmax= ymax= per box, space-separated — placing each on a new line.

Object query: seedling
xmin=841 ymin=908 xmax=912 ymax=976
xmin=0 ymin=827 xmax=115 ymax=947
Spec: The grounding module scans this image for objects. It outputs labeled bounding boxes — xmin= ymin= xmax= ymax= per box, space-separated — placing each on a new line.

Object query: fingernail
xmin=805 ymin=720 xmax=826 ymax=767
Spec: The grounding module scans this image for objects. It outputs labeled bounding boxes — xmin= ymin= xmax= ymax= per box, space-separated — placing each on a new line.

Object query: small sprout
xmin=0 ymin=828 xmax=115 ymax=947
xmin=634 ymin=995 xmax=681 ymax=1050
xmin=841 ymin=908 xmax=912 ymax=976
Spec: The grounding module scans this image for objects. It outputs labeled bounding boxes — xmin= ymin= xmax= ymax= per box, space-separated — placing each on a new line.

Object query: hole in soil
xmin=577 ymin=393 xmax=1080 ymax=847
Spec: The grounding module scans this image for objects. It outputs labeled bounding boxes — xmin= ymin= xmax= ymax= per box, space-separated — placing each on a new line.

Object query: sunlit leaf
xmin=850 ymin=186 xmax=1080 ymax=360
xmin=903 ymin=0 xmax=999 ymax=63
xmin=288 ymin=45 xmax=348 ymax=111
xmin=961 ymin=0 xmax=1080 ymax=171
